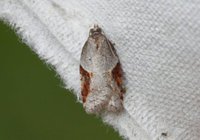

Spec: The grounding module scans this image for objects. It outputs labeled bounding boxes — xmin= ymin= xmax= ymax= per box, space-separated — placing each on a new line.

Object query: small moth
xmin=80 ymin=25 xmax=125 ymax=114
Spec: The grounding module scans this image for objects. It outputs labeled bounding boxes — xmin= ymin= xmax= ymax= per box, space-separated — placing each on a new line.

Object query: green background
xmin=0 ymin=21 xmax=122 ymax=140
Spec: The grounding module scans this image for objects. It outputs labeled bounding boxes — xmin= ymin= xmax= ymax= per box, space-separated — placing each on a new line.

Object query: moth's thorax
xmin=81 ymin=34 xmax=118 ymax=73
xmin=88 ymin=34 xmax=106 ymax=50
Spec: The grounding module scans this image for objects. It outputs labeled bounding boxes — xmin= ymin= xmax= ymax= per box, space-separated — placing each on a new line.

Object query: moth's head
xmin=89 ymin=25 xmax=102 ymax=38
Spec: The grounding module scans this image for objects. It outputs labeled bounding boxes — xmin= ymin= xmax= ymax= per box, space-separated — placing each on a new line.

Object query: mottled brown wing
xmin=112 ymin=62 xmax=125 ymax=100
xmin=80 ymin=65 xmax=91 ymax=103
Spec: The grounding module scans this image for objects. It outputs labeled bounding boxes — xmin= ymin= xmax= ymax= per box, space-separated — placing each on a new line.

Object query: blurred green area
xmin=0 ymin=21 xmax=122 ymax=140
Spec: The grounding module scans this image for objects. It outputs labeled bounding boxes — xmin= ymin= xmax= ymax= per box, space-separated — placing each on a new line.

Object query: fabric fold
xmin=1 ymin=0 xmax=200 ymax=140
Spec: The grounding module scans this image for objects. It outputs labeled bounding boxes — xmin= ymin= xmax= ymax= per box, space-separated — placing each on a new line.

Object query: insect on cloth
xmin=80 ymin=25 xmax=125 ymax=114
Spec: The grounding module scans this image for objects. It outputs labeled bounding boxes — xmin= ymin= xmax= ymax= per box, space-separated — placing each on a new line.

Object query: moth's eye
xmin=96 ymin=28 xmax=101 ymax=33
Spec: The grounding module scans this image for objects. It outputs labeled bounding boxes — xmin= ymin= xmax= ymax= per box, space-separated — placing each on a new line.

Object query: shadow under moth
xmin=80 ymin=25 xmax=125 ymax=114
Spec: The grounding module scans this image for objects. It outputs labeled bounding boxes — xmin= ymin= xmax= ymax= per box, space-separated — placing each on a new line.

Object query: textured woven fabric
xmin=1 ymin=0 xmax=200 ymax=139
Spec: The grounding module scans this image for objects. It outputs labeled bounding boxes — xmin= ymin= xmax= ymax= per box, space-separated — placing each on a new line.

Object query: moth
xmin=80 ymin=25 xmax=125 ymax=114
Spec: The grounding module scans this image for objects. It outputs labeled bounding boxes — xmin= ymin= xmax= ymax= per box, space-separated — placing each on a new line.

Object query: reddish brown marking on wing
xmin=80 ymin=65 xmax=91 ymax=103
xmin=112 ymin=62 xmax=125 ymax=99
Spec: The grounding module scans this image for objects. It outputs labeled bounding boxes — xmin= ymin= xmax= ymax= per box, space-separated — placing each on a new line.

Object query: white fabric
xmin=1 ymin=0 xmax=200 ymax=140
